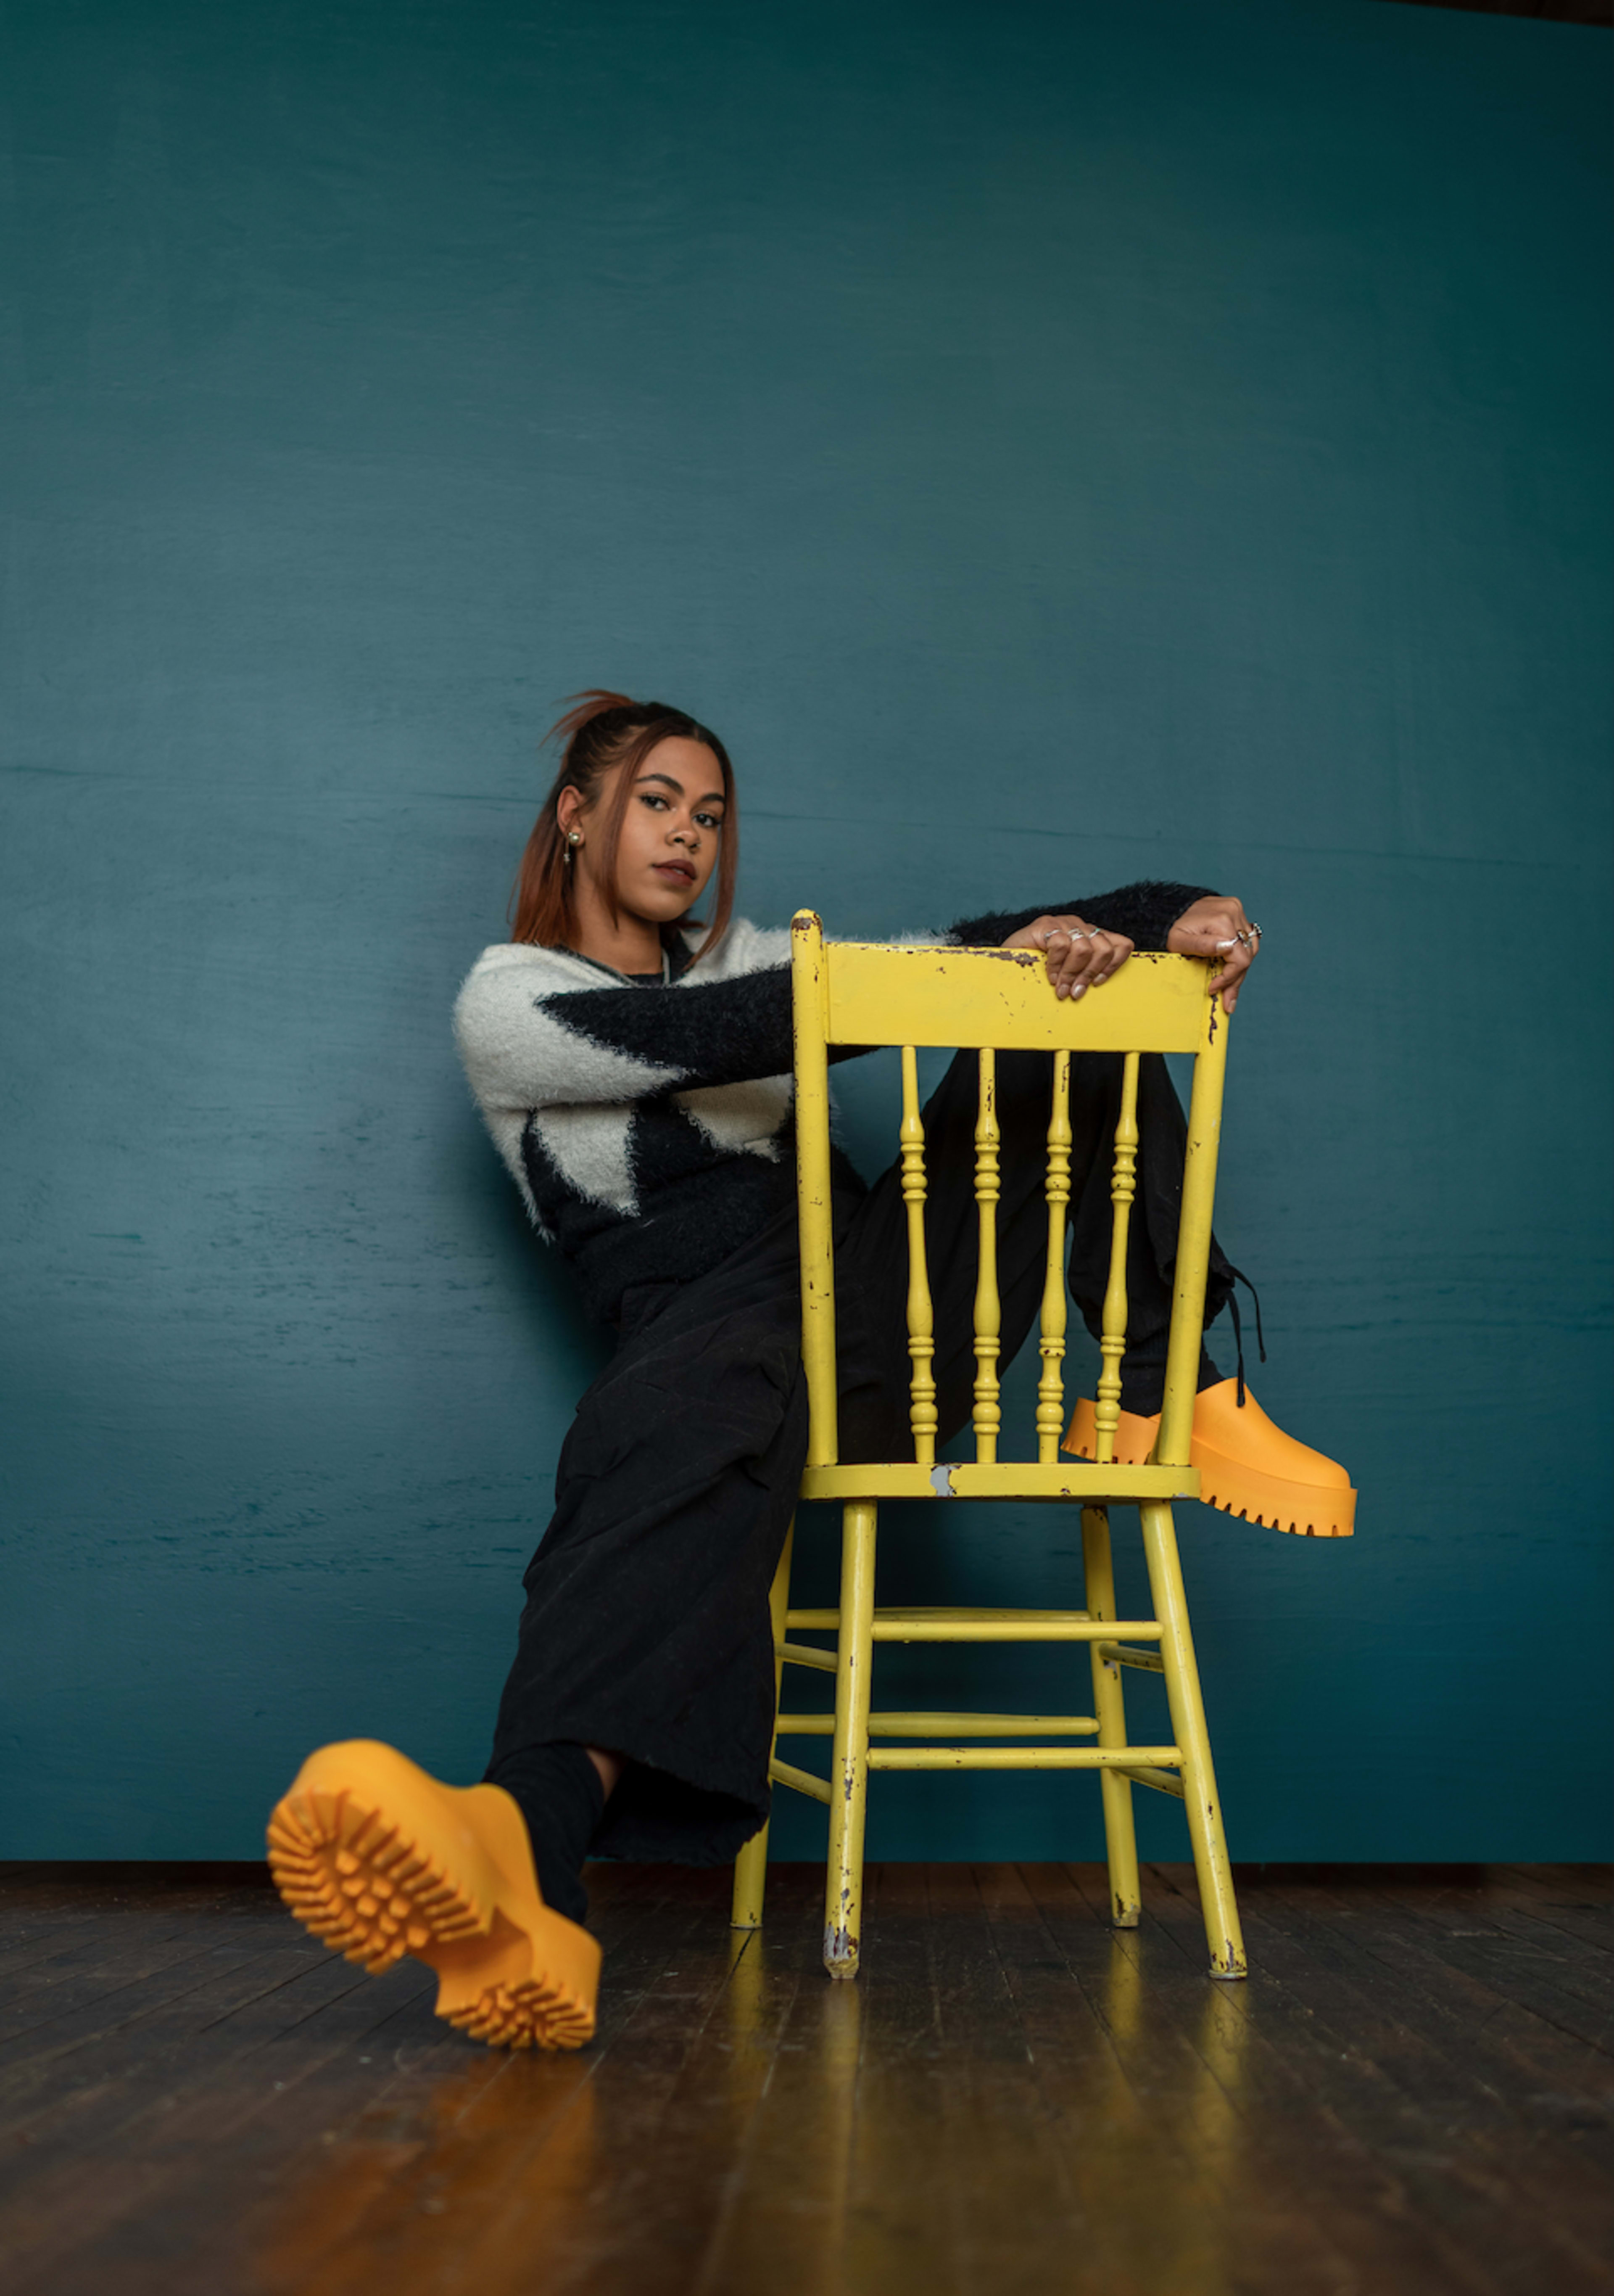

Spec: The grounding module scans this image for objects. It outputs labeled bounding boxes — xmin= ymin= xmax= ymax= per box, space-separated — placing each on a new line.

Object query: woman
xmin=267 ymin=692 xmax=1351 ymax=2051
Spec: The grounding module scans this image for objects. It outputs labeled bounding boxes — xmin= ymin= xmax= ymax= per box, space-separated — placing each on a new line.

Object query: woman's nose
xmin=670 ymin=822 xmax=698 ymax=848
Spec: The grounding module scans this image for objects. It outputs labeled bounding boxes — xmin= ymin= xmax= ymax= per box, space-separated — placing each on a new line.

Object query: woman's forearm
xmin=456 ymin=964 xmax=801 ymax=1111
xmin=949 ymin=880 xmax=1216 ymax=954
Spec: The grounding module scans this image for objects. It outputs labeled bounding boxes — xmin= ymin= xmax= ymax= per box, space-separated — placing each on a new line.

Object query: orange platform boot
xmin=1063 ymin=1379 xmax=1356 ymax=1538
xmin=267 ymin=1739 xmax=601 ymax=2050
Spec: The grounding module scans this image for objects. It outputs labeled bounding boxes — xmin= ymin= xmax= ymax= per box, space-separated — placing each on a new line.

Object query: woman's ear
xmin=555 ymin=784 xmax=585 ymax=838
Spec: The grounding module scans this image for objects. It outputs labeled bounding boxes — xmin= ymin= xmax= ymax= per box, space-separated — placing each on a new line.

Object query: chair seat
xmin=798 ymin=1461 xmax=1199 ymax=1503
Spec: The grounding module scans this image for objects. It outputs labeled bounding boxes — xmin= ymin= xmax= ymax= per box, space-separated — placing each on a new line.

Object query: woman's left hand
xmin=1000 ymin=914 xmax=1135 ymax=1000
xmin=1166 ymin=895 xmax=1263 ymax=1013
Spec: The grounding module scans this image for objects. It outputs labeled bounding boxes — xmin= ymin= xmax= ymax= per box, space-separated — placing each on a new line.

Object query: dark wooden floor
xmin=1391 ymin=0 xmax=1612 ymax=25
xmin=0 ymin=1862 xmax=1608 ymax=2295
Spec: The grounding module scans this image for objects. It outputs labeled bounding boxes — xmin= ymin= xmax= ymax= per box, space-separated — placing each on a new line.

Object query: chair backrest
xmin=790 ymin=911 xmax=1230 ymax=1477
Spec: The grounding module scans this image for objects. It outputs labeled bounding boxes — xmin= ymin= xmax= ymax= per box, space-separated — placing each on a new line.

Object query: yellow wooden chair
xmin=730 ymin=912 xmax=1247 ymax=1982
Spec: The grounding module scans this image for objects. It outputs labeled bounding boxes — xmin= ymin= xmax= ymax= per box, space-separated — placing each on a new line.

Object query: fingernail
xmin=1072 ymin=983 xmax=1086 ymax=999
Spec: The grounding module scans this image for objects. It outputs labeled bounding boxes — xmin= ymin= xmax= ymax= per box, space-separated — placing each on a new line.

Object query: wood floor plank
xmin=0 ymin=1938 xmax=366 ymax=2145
xmin=919 ymin=1861 xmax=1114 ymax=2296
xmin=0 ymin=1877 xmax=287 ymax=2052
xmin=1490 ymin=1865 xmax=1614 ymax=1929
xmin=1238 ymin=1871 xmax=1614 ymax=2259
xmin=1495 ymin=1866 xmax=1614 ymax=1905
xmin=0 ymin=1862 xmax=1606 ymax=2296
xmin=1385 ymin=1877 xmax=1614 ymax=2027
xmin=691 ymin=1874 xmax=862 ymax=2296
xmin=973 ymin=1860 xmax=1361 ymax=2296
xmin=1052 ymin=1861 xmax=1512 ymax=2296
xmin=1290 ymin=1868 xmax=1614 ymax=2117
xmin=1140 ymin=1866 xmax=1614 ymax=2296
xmin=0 ymin=1970 xmax=443 ymax=2295
xmin=171 ymin=1875 xmax=692 ymax=2296
xmin=0 ymin=1929 xmax=316 ymax=2075
xmin=0 ymin=1863 xmax=708 ymax=2296
xmin=837 ymin=1860 xmax=971 ymax=2296
xmin=248 ymin=1873 xmax=756 ymax=2296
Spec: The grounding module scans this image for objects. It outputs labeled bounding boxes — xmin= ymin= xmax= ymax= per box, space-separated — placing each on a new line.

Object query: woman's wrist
xmin=1166 ymin=894 xmax=1263 ymax=1012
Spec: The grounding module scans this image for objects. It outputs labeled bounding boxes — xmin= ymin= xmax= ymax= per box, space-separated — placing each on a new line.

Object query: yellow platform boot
xmin=267 ymin=1739 xmax=601 ymax=2049
xmin=1064 ymin=1380 xmax=1356 ymax=1538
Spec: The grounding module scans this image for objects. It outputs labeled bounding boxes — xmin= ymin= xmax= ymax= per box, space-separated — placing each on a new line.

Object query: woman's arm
xmin=949 ymin=880 xmax=1215 ymax=953
xmin=455 ymin=962 xmax=802 ymax=1112
xmin=458 ymin=877 xmax=1264 ymax=1116
xmin=952 ymin=881 xmax=1261 ymax=1010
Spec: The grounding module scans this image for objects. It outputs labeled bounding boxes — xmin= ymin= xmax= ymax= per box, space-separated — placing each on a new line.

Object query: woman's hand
xmin=1000 ymin=915 xmax=1135 ymax=1001
xmin=1166 ymin=895 xmax=1263 ymax=1013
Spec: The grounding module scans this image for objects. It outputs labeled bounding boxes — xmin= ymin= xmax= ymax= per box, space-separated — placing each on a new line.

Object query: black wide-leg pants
xmin=486 ymin=1050 xmax=1233 ymax=1866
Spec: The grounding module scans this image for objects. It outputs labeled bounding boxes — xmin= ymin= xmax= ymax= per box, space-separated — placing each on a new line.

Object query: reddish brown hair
xmin=509 ymin=691 xmax=738 ymax=958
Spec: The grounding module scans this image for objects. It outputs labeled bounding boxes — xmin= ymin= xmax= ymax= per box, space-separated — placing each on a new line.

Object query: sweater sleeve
xmin=455 ymin=962 xmax=802 ymax=1112
xmin=947 ymin=880 xmax=1216 ymax=954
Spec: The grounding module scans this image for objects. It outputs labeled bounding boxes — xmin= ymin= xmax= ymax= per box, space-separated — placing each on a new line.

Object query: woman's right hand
xmin=1000 ymin=915 xmax=1135 ymax=1001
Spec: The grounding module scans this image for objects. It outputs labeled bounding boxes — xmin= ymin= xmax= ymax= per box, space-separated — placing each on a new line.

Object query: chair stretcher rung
xmin=1098 ymin=1640 xmax=1165 ymax=1673
xmin=778 ymin=1641 xmax=838 ymax=1672
xmin=775 ymin=1710 xmax=1100 ymax=1738
xmin=769 ymin=1757 xmax=832 ymax=1803
xmin=871 ymin=1608 xmax=1161 ymax=1644
xmin=1115 ymin=1764 xmax=1185 ymax=1798
xmin=867 ymin=1744 xmax=1180 ymax=1772
xmin=780 ymin=1612 xmax=1162 ymax=1649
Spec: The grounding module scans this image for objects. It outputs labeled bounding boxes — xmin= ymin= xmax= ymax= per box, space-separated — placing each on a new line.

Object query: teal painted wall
xmin=2 ymin=0 xmax=1608 ymax=1863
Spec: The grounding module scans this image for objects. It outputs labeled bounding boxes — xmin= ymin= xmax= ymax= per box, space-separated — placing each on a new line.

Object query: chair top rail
xmin=809 ymin=930 xmax=1216 ymax=1056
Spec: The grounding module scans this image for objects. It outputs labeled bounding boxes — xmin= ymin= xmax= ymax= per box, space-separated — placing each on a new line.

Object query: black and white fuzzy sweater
xmin=453 ymin=881 xmax=1212 ymax=1325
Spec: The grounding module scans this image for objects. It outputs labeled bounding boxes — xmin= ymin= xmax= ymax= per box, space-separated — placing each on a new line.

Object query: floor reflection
xmin=1039 ymin=1927 xmax=1256 ymax=2296
xmin=702 ymin=1927 xmax=864 ymax=2295
xmin=1171 ymin=1978 xmax=1256 ymax=2296
xmin=246 ymin=1903 xmax=1254 ymax=2296
xmin=251 ymin=2019 xmax=602 ymax=2293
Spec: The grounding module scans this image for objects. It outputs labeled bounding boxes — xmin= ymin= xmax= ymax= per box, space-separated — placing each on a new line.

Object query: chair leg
xmin=823 ymin=1502 xmax=877 ymax=1980
xmin=731 ymin=1820 xmax=770 ymax=1934
xmin=1138 ymin=1501 xmax=1246 ymax=1979
xmin=732 ymin=1518 xmax=796 ymax=1930
xmin=1081 ymin=1505 xmax=1140 ymax=1929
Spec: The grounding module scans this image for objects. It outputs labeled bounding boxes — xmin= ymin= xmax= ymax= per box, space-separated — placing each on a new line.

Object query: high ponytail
xmin=509 ymin=691 xmax=738 ymax=959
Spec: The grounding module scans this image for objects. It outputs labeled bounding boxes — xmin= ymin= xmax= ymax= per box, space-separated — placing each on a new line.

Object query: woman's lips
xmin=654 ymin=862 xmax=696 ymax=883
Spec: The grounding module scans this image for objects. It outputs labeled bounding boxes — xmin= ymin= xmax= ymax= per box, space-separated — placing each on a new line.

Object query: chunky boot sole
xmin=1187 ymin=1438 xmax=1356 ymax=1538
xmin=266 ymin=1739 xmax=601 ymax=2050
xmin=1063 ymin=1387 xmax=1356 ymax=1539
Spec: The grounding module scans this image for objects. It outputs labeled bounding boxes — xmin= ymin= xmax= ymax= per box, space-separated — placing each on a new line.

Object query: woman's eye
xmin=695 ymin=812 xmax=723 ymax=830
xmin=640 ymin=793 xmax=669 ymax=810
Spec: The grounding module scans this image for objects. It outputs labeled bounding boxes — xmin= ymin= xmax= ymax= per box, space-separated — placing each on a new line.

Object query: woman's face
xmin=585 ymin=737 xmax=725 ymax=924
